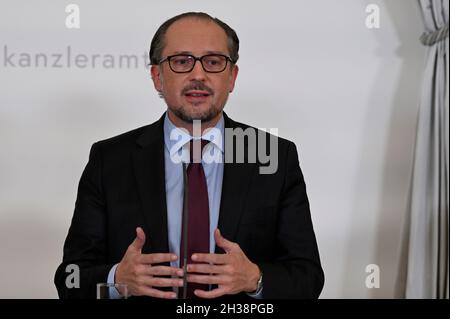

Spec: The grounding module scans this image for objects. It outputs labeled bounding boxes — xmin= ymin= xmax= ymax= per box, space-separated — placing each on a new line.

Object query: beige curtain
xmin=406 ymin=0 xmax=449 ymax=299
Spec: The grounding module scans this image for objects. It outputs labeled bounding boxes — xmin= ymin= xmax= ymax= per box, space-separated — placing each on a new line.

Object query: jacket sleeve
xmin=258 ymin=142 xmax=324 ymax=298
xmin=54 ymin=142 xmax=114 ymax=299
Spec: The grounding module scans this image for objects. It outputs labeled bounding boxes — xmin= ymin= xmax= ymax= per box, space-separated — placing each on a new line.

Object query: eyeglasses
xmin=159 ymin=54 xmax=233 ymax=73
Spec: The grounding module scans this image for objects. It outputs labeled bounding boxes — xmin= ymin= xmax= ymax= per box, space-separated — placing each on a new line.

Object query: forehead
xmin=163 ymin=18 xmax=229 ymax=55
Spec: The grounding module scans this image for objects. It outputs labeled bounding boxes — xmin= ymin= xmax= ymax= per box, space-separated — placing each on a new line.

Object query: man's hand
xmin=186 ymin=229 xmax=261 ymax=299
xmin=115 ymin=227 xmax=184 ymax=299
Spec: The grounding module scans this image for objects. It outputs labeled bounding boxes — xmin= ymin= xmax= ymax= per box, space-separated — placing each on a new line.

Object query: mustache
xmin=181 ymin=82 xmax=214 ymax=95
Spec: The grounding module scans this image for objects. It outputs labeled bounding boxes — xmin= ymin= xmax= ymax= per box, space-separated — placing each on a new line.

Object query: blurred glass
xmin=96 ymin=283 xmax=129 ymax=299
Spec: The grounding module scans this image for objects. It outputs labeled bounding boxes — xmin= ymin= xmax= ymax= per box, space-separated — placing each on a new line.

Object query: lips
xmin=184 ymin=90 xmax=211 ymax=103
xmin=184 ymin=90 xmax=211 ymax=97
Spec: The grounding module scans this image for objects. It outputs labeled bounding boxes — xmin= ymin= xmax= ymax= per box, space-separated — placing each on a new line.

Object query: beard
xmin=170 ymin=103 xmax=223 ymax=123
xmin=162 ymin=80 xmax=228 ymax=123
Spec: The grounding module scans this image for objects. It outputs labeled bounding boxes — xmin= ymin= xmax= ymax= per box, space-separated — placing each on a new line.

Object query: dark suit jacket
xmin=54 ymin=112 xmax=324 ymax=299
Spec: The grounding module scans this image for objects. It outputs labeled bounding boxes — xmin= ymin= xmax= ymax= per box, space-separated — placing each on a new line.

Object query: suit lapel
xmin=132 ymin=114 xmax=169 ymax=254
xmin=216 ymin=113 xmax=256 ymax=253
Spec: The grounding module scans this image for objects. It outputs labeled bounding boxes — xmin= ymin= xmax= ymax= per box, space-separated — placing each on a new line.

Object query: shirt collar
xmin=163 ymin=112 xmax=225 ymax=159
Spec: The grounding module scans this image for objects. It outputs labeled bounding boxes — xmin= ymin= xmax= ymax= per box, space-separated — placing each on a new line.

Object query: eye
xmin=172 ymin=56 xmax=192 ymax=65
xmin=205 ymin=57 xmax=221 ymax=65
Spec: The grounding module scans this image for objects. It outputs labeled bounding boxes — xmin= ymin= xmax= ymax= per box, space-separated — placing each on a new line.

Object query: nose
xmin=188 ymin=59 xmax=207 ymax=81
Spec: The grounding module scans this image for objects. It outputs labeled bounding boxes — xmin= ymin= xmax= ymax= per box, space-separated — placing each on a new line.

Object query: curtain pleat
xmin=406 ymin=0 xmax=448 ymax=299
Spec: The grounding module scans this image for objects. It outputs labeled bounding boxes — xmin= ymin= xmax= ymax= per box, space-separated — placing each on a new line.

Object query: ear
xmin=151 ymin=65 xmax=163 ymax=92
xmin=228 ymin=64 xmax=239 ymax=93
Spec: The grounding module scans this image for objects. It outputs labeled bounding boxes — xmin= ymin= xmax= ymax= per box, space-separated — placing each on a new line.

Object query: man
xmin=55 ymin=12 xmax=324 ymax=299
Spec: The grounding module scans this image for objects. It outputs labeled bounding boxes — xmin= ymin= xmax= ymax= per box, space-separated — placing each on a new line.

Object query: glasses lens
xmin=202 ymin=55 xmax=227 ymax=72
xmin=169 ymin=55 xmax=194 ymax=72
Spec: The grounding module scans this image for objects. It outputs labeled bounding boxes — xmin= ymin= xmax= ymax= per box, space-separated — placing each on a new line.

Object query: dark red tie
xmin=180 ymin=139 xmax=210 ymax=298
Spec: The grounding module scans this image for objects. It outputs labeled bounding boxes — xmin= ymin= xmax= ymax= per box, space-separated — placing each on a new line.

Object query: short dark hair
xmin=149 ymin=12 xmax=239 ymax=65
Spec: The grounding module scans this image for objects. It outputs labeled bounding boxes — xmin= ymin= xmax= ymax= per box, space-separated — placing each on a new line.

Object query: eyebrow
xmin=171 ymin=50 xmax=227 ymax=56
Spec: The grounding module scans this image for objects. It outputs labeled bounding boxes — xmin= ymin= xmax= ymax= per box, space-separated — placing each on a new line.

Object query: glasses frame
xmin=159 ymin=54 xmax=233 ymax=73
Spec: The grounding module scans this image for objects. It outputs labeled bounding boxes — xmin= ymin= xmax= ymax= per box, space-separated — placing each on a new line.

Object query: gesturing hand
xmin=115 ymin=227 xmax=184 ymax=299
xmin=186 ymin=229 xmax=261 ymax=298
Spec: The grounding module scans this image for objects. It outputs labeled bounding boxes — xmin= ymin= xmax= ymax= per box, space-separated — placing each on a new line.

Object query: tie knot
xmin=189 ymin=139 xmax=209 ymax=163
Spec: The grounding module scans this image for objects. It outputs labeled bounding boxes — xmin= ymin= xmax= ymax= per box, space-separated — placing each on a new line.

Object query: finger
xmin=143 ymin=276 xmax=184 ymax=288
xmin=192 ymin=253 xmax=228 ymax=264
xmin=138 ymin=286 xmax=177 ymax=299
xmin=194 ymin=287 xmax=228 ymax=299
xmin=147 ymin=265 xmax=184 ymax=277
xmin=214 ymin=229 xmax=238 ymax=253
xmin=139 ymin=253 xmax=177 ymax=265
xmin=187 ymin=263 xmax=227 ymax=275
xmin=187 ymin=274 xmax=228 ymax=285
xmin=130 ymin=227 xmax=146 ymax=252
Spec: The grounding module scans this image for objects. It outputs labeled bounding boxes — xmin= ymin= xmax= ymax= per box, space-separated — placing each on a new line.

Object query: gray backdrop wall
xmin=0 ymin=0 xmax=425 ymax=298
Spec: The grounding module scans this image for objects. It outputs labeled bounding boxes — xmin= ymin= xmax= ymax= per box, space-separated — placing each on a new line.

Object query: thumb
xmin=130 ymin=227 xmax=146 ymax=252
xmin=215 ymin=229 xmax=237 ymax=253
